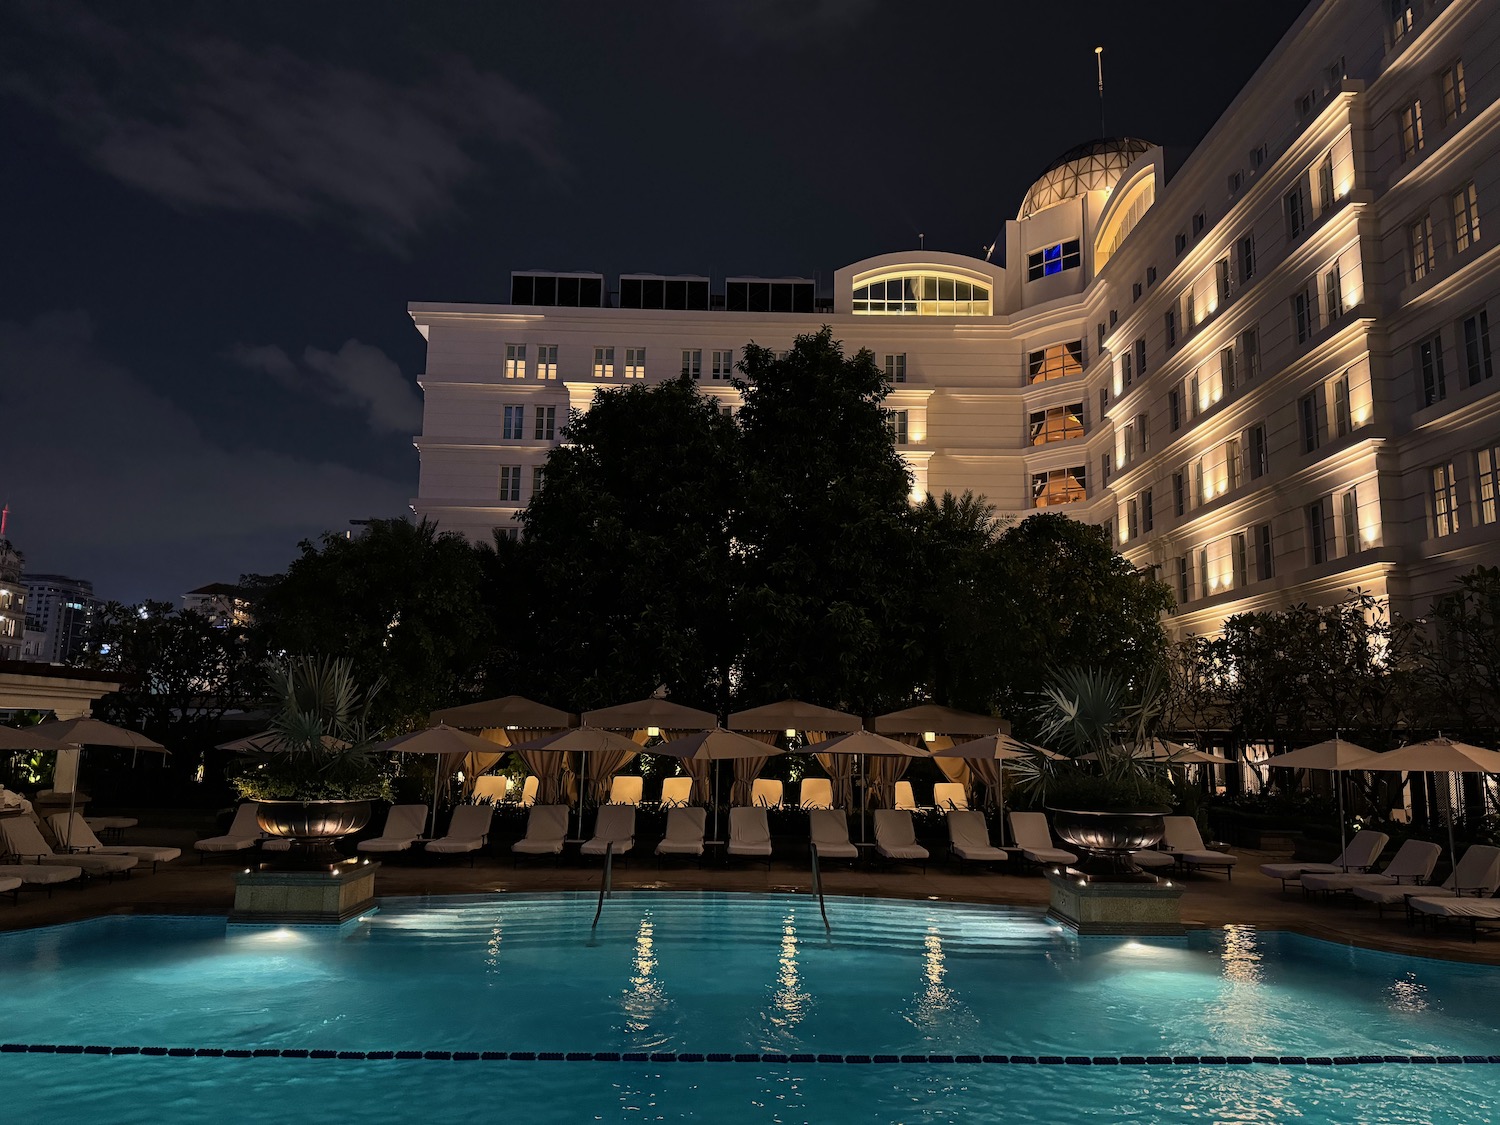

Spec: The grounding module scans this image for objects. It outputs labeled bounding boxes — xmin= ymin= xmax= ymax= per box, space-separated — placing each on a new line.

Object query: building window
xmin=1284 ymin=187 xmax=1306 ymax=240
xmin=1399 ymin=100 xmax=1424 ymax=161
xmin=1188 ymin=372 xmax=1202 ymax=420
xmin=1224 ymin=438 xmax=1243 ymax=490
xmin=1228 ymin=170 xmax=1244 ymax=194
xmin=1169 ymin=389 xmax=1182 ymax=432
xmin=1132 ymin=281 xmax=1142 ymax=302
xmin=682 ymin=349 xmax=702 ymax=380
xmin=1164 ymin=309 xmax=1177 ymax=349
xmin=1126 ymin=498 xmax=1140 ymax=540
xmin=1174 ymin=232 xmax=1187 ymax=256
xmin=537 ymin=344 xmax=558 ymax=380
xmin=1135 ymin=412 xmax=1149 ymax=456
xmin=890 ymin=410 xmax=909 ymax=444
xmin=504 ymin=343 xmax=526 ymax=380
xmin=1300 ymin=391 xmax=1323 ymax=453
xmin=1239 ymin=326 xmax=1260 ymax=382
xmin=1256 ymin=522 xmax=1275 ymax=580
xmin=534 ymin=405 xmax=556 ymax=441
xmin=1193 ymin=211 xmax=1206 ymax=236
xmin=1141 ymin=489 xmax=1154 ymax=533
xmin=1462 ymin=310 xmax=1494 ymax=386
xmin=885 ymin=353 xmax=907 ymax=383
xmin=1317 ymin=154 xmax=1335 ymax=213
xmin=1477 ymin=444 xmax=1500 ymax=524
xmin=1452 ymin=182 xmax=1481 ymax=254
xmin=853 ymin=272 xmax=990 ymax=315
xmin=712 ymin=349 xmax=734 ymax=380
xmin=1172 ymin=472 xmax=1185 ymax=517
xmin=1250 ymin=143 xmax=1267 ymax=168
xmin=1331 ymin=371 xmax=1352 ymax=438
xmin=1233 ymin=532 xmax=1249 ymax=589
xmin=532 ymin=466 xmax=545 ymax=496
xmin=1101 ymin=451 xmax=1112 ymax=485
xmin=1295 ymin=90 xmax=1316 ymax=121
xmin=1237 ymin=234 xmax=1256 ymax=284
xmin=1324 ymin=264 xmax=1343 ymax=321
xmin=1120 ymin=353 xmax=1132 ymax=389
xmin=502 ymin=404 xmax=525 ymax=441
xmin=1097 ymin=323 xmax=1106 ymax=352
xmin=1408 ymin=214 xmax=1435 ymax=283
xmin=1248 ymin=423 xmax=1268 ymax=479
xmin=499 ymin=466 xmax=521 ymax=503
xmin=1198 ymin=548 xmax=1210 ymax=600
xmin=1389 ymin=0 xmax=1414 ymax=42
xmin=1026 ymin=240 xmax=1081 ymax=281
xmin=1031 ymin=466 xmax=1087 ymax=507
xmin=1219 ymin=346 xmax=1237 ymax=396
xmin=1306 ymin=499 xmax=1330 ymax=565
xmin=1098 ymin=387 xmax=1108 ymax=418
xmin=1441 ymin=61 xmax=1468 ymax=124
xmin=624 ymin=347 xmax=646 ymax=379
xmin=1175 ymin=557 xmax=1190 ymax=604
xmin=1431 ymin=463 xmax=1460 ymax=537
xmin=1028 ymin=403 xmax=1085 ymax=445
xmin=1341 ymin=488 xmax=1359 ymax=557
xmin=1292 ymin=285 xmax=1316 ymax=344
xmin=1146 ymin=266 xmax=1157 ymax=287
xmin=1110 ymin=309 xmax=1118 ymax=328
xmin=1216 ymin=259 xmax=1231 ymax=305
xmin=1418 ymin=333 xmax=1446 ymax=406
xmin=1028 ymin=341 xmax=1084 ymax=384
xmin=1133 ymin=338 xmax=1147 ymax=378
xmin=593 ymin=346 xmax=615 ymax=379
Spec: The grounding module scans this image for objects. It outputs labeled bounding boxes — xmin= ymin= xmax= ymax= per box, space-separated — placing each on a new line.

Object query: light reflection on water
xmin=619 ymin=911 xmax=670 ymax=1041
xmin=769 ymin=910 xmax=809 ymax=1032
xmin=1387 ymin=972 xmax=1430 ymax=1014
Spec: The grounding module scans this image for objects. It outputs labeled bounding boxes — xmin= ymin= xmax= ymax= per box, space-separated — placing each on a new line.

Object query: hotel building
xmin=409 ymin=0 xmax=1500 ymax=638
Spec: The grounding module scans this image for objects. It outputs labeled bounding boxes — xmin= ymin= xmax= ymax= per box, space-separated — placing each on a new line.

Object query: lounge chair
xmin=47 ymin=811 xmax=181 ymax=873
xmin=659 ymin=777 xmax=693 ymax=807
xmin=1160 ymin=816 xmax=1238 ymax=879
xmin=0 ymin=815 xmax=136 ymax=879
xmin=356 ymin=804 xmax=430 ymax=855
xmin=519 ymin=776 xmax=538 ymax=807
xmin=655 ymin=807 xmax=707 ymax=861
xmin=609 ymin=776 xmax=643 ymax=805
xmin=932 ymin=783 xmax=968 ymax=811
xmin=1258 ymin=829 xmax=1389 ymax=892
xmin=809 ymin=808 xmax=858 ymax=860
xmin=874 ymin=809 xmax=929 ymax=868
xmin=1408 ymin=896 xmax=1500 ymax=942
xmin=751 ymin=779 xmax=783 ymax=809
xmin=0 ymin=874 xmax=19 ymax=903
xmin=1008 ymin=811 xmax=1078 ymax=868
xmin=727 ymin=807 xmax=772 ymax=867
xmin=195 ymin=802 xmax=265 ymax=859
xmin=472 ymin=776 xmax=509 ymax=803
xmin=511 ymin=805 xmax=569 ymax=861
xmin=894 ymin=781 xmax=919 ymax=811
xmin=582 ymin=804 xmax=636 ymax=858
xmin=1353 ymin=844 xmax=1500 ymax=917
xmin=1299 ymin=839 xmax=1442 ymax=898
xmin=799 ymin=778 xmax=834 ymax=810
xmin=424 ymin=805 xmax=493 ymax=863
xmin=1130 ymin=849 xmax=1178 ymax=871
xmin=946 ymin=810 xmax=1006 ymax=866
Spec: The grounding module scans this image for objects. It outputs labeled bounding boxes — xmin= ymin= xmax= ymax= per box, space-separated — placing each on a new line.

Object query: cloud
xmin=686 ymin=0 xmax=877 ymax=48
xmin=228 ymin=338 xmax=420 ymax=435
xmin=2 ymin=3 xmax=562 ymax=251
xmin=0 ymin=312 xmax=412 ymax=601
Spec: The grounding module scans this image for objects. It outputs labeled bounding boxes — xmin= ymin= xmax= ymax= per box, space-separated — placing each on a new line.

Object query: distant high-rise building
xmin=0 ymin=541 xmax=23 ymax=661
xmin=181 ymin=583 xmax=253 ymax=629
xmin=21 ymin=574 xmax=97 ymax=666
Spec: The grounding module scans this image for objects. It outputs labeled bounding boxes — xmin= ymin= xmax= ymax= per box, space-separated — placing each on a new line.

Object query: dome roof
xmin=1017 ymin=137 xmax=1155 ymax=220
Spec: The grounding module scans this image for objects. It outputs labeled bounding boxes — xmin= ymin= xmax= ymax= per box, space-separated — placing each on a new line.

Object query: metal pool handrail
xmin=810 ymin=843 xmax=831 ymax=932
xmin=592 ymin=840 xmax=614 ymax=929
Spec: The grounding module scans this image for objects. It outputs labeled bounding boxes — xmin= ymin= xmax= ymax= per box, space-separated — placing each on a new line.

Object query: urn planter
xmin=1047 ymin=806 xmax=1168 ymax=881
xmin=255 ymin=799 xmax=371 ymax=867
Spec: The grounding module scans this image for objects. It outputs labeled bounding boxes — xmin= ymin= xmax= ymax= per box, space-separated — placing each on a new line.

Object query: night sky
xmin=0 ymin=0 xmax=1307 ymax=604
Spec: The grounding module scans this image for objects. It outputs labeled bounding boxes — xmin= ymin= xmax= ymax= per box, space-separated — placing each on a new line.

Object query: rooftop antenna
xmin=918 ymin=232 xmax=925 ymax=250
xmin=1095 ymin=46 xmax=1106 ymax=136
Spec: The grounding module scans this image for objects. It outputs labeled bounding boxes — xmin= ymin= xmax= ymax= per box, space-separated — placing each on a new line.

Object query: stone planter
xmin=255 ymin=799 xmax=371 ymax=867
xmin=1047 ymin=806 xmax=1167 ymax=881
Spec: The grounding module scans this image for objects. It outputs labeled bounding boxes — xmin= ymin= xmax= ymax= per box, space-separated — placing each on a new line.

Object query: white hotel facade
xmin=411 ymin=0 xmax=1500 ymax=639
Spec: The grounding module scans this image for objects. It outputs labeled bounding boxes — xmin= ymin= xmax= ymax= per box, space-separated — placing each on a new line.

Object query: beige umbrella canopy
xmin=367 ymin=724 xmax=510 ymax=833
xmin=581 ymin=697 xmax=717 ymax=733
xmin=871 ymin=704 xmax=1007 ymax=739
xmin=1264 ymin=738 xmax=1379 ymax=857
xmin=35 ymin=717 xmax=166 ymax=751
xmin=728 ymin=699 xmax=862 ymax=734
xmin=939 ymin=733 xmax=1044 ymax=846
xmin=0 ymin=725 xmax=69 ymax=752
xmin=1369 ymin=738 xmax=1500 ymax=865
xmin=428 ymin=695 xmax=577 ymax=731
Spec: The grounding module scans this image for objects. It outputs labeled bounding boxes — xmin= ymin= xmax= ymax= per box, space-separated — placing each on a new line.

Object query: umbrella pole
xmin=998 ymin=769 xmax=1007 ymax=847
xmin=859 ymin=754 xmax=867 ymax=845
xmin=1441 ymin=771 xmax=1458 ymax=875
xmin=1335 ymin=771 xmax=1347 ymax=863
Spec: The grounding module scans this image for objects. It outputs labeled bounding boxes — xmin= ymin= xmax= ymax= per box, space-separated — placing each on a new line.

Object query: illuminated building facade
xmin=411 ymin=0 xmax=1500 ymax=637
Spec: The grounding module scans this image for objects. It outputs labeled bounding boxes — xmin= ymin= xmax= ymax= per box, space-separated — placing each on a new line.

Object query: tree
xmin=515 ymin=376 xmax=741 ymax=711
xmin=243 ymin=518 xmax=493 ymax=730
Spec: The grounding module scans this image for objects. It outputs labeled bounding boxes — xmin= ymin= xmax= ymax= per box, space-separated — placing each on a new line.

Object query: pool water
xmin=2 ymin=892 xmax=1498 ymax=1123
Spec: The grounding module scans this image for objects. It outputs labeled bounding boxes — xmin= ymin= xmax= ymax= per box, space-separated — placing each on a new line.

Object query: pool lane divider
xmin=3 ymin=1044 xmax=1499 ymax=1065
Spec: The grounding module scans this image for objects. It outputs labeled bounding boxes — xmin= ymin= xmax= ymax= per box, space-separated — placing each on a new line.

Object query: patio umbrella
xmin=728 ymin=699 xmax=863 ymax=735
xmin=1262 ymin=738 xmax=1379 ymax=860
xmin=368 ymin=724 xmax=506 ymax=835
xmin=654 ymin=727 xmax=787 ymax=839
xmin=873 ymin=704 xmax=1009 ymax=802
xmin=426 ymin=696 xmax=576 ymax=797
xmin=32 ymin=717 xmax=168 ymax=840
xmin=938 ymin=733 xmax=1039 ymax=845
xmin=0 ymin=725 xmax=69 ymax=752
xmin=581 ymin=697 xmax=717 ymax=735
xmin=509 ymin=727 xmax=651 ymax=838
xmin=1367 ymin=737 xmax=1500 ymax=870
xmin=816 ymin=729 xmax=934 ymax=842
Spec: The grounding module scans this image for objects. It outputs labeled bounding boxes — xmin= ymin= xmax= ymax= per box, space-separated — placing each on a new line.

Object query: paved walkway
xmin=4 ymin=822 xmax=1497 ymax=964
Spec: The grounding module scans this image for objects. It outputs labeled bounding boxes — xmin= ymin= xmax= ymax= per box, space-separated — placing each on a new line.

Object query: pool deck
xmin=4 ymin=823 xmax=1498 ymax=964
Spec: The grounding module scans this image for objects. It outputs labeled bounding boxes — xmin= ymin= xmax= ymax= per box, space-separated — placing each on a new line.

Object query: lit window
xmin=1441 ymin=61 xmax=1468 ymax=124
xmin=504 ymin=343 xmax=526 ymax=379
xmin=853 ymin=272 xmax=991 ymax=315
xmin=537 ymin=345 xmax=558 ymax=380
xmin=1389 ymin=0 xmax=1414 ymax=43
xmin=624 ymin=348 xmax=646 ymax=379
xmin=712 ymin=349 xmax=734 ymax=380
xmin=593 ymin=347 xmax=615 ymax=379
xmin=1417 ymin=333 xmax=1446 ymax=406
xmin=682 ymin=349 xmax=702 ymax=380
xmin=1027 ymin=341 xmax=1084 ymax=383
xmin=1431 ymin=463 xmax=1460 ymax=537
xmin=1462 ymin=310 xmax=1493 ymax=386
xmin=889 ymin=410 xmax=909 ymax=444
xmin=1399 ymin=100 xmax=1424 ymax=161
xmin=499 ymin=466 xmax=521 ymax=503
xmin=1026 ymin=241 xmax=1081 ymax=282
xmin=1452 ymin=182 xmax=1481 ymax=254
xmin=1031 ymin=466 xmax=1087 ymax=507
xmin=1477 ymin=444 xmax=1500 ymax=525
xmin=534 ymin=405 xmax=556 ymax=441
xmin=885 ymin=353 xmax=907 ymax=383
xmin=1028 ymin=403 xmax=1085 ymax=445
xmin=502 ymin=404 xmax=525 ymax=441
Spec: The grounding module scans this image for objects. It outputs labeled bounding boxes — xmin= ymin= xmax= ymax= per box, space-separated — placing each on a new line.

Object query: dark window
xmin=1239 ymin=326 xmax=1260 ymax=380
xmin=1026 ymin=240 xmax=1082 ymax=281
xmin=1292 ymin=287 xmax=1315 ymax=344
xmin=1306 ymin=500 xmax=1330 ymax=564
xmin=1098 ymin=387 xmax=1108 ymax=417
xmin=1418 ymin=333 xmax=1446 ymax=405
xmin=1101 ymin=451 xmax=1112 ymax=485
xmin=1132 ymin=282 xmax=1143 ymax=302
xmin=1300 ymin=392 xmax=1322 ymax=453
xmin=534 ymin=405 xmax=556 ymax=441
xmin=1175 ymin=232 xmax=1187 ymax=256
xmin=1193 ymin=211 xmax=1206 ymax=236
xmin=1248 ymin=424 xmax=1268 ymax=479
xmin=1164 ymin=310 xmax=1177 ymax=348
xmin=1169 ymin=389 xmax=1182 ymax=432
xmin=1146 ymin=266 xmax=1158 ymax=286
xmin=1285 ymin=188 xmax=1306 ymax=239
xmin=1133 ymin=338 xmax=1147 ymax=377
xmin=1175 ymin=557 xmax=1190 ymax=603
xmin=1141 ymin=489 xmax=1154 ymax=532
xmin=1172 ymin=472 xmax=1185 ymax=517
xmin=1256 ymin=523 xmax=1274 ymax=579
xmin=1121 ymin=353 xmax=1132 ymax=388
xmin=1237 ymin=234 xmax=1256 ymax=283
xmin=1463 ymin=310 xmax=1494 ymax=386
xmin=1109 ymin=309 xmax=1118 ymax=328
xmin=1097 ymin=323 xmax=1106 ymax=352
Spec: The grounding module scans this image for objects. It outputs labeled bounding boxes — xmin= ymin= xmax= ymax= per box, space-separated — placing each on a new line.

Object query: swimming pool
xmin=2 ymin=892 xmax=1498 ymax=1123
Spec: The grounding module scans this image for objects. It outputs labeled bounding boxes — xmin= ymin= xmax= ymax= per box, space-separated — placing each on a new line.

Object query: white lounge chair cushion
xmin=582 ymin=805 xmax=636 ymax=856
xmin=0 ymin=875 xmax=19 ymax=894
xmin=356 ymin=805 xmax=429 ymax=853
xmin=86 ymin=816 xmax=138 ymax=831
xmin=0 ymin=863 xmax=81 ymax=885
xmin=1300 ymin=871 xmax=1403 ymax=892
xmin=512 ymin=806 xmax=569 ymax=855
xmin=1259 ymin=830 xmax=1391 ymax=881
xmin=1131 ymin=850 xmax=1176 ymax=869
xmin=425 ymin=805 xmax=493 ymax=854
xmin=195 ymin=835 xmax=261 ymax=853
xmin=195 ymin=804 xmax=264 ymax=852
xmin=809 ymin=809 xmax=858 ymax=859
xmin=1008 ymin=812 xmax=1077 ymax=866
xmin=1260 ymin=861 xmax=1344 ymax=880
xmin=727 ymin=807 xmax=772 ymax=857
xmin=893 ymin=782 xmax=918 ymax=811
xmin=1 ymin=816 xmax=137 ymax=874
xmin=947 ymin=811 xmax=1005 ymax=862
xmin=874 ymin=810 xmax=929 ymax=861
xmin=1176 ymin=849 xmax=1237 ymax=867
xmin=656 ymin=808 xmax=706 ymax=856
xmin=1408 ymin=897 xmax=1500 ymax=919
xmin=1352 ymin=845 xmax=1500 ymax=905
xmin=1301 ymin=840 xmax=1440 ymax=892
xmin=1160 ymin=817 xmax=1236 ymax=868
xmin=48 ymin=813 xmax=181 ymax=865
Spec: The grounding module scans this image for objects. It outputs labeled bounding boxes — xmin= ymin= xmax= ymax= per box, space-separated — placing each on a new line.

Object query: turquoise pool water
xmin=2 ymin=892 xmax=1498 ymax=1123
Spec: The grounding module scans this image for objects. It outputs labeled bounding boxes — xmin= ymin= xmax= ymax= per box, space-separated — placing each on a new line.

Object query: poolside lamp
xmin=923 ymin=731 xmax=937 ymax=744
xmin=647 ymin=726 xmax=660 ymax=738
xmin=785 ymin=728 xmax=797 ymax=739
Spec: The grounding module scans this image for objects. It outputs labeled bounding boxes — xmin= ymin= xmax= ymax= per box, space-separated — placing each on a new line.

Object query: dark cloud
xmin=228 ymin=338 xmax=420 ymax=435
xmin=685 ymin=0 xmax=877 ymax=48
xmin=0 ymin=312 xmax=410 ymax=601
xmin=3 ymin=2 xmax=563 ymax=252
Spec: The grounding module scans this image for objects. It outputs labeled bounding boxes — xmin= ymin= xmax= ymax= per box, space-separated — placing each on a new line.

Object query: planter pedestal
xmin=1046 ymin=869 xmax=1185 ymax=936
xmin=231 ymin=859 xmax=378 ymax=925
